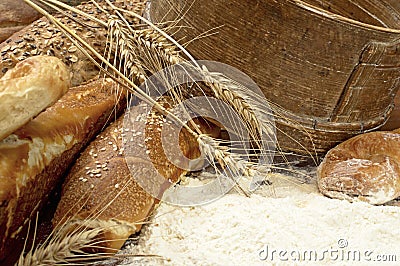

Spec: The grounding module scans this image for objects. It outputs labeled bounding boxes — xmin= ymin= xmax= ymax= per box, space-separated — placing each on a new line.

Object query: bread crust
xmin=0 ymin=55 xmax=70 ymax=141
xmin=53 ymin=98 xmax=220 ymax=252
xmin=317 ymin=130 xmax=400 ymax=204
xmin=0 ymin=78 xmax=126 ymax=262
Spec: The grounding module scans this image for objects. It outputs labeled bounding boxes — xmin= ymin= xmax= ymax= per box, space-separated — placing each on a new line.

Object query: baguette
xmin=0 ymin=77 xmax=126 ymax=262
xmin=0 ymin=0 xmax=146 ymax=86
xmin=0 ymin=55 xmax=70 ymax=141
xmin=52 ymin=98 xmax=221 ymax=252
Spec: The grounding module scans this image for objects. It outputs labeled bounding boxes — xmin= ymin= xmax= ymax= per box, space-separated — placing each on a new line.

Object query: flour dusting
xmin=121 ymin=173 xmax=400 ymax=265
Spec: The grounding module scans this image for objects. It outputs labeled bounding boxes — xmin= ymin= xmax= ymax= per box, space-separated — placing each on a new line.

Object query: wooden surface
xmin=150 ymin=0 xmax=400 ymax=153
xmin=381 ymin=89 xmax=400 ymax=130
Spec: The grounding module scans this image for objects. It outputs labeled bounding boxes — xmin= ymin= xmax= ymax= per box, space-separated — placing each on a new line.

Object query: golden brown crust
xmin=0 ymin=78 xmax=126 ymax=261
xmin=0 ymin=56 xmax=70 ymax=141
xmin=0 ymin=0 xmax=146 ymax=86
xmin=53 ymin=113 xmax=156 ymax=251
xmin=317 ymin=130 xmax=400 ymax=204
xmin=53 ymin=98 xmax=221 ymax=252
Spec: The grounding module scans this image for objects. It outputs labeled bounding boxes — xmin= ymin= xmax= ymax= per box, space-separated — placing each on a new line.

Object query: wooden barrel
xmin=149 ymin=0 xmax=400 ymax=154
xmin=381 ymin=89 xmax=400 ymax=131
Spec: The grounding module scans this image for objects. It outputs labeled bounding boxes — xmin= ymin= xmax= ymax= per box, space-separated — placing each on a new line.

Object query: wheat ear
xmin=107 ymin=20 xmax=275 ymax=195
xmin=35 ymin=0 xmax=268 ymax=193
xmin=106 ymin=18 xmax=275 ymax=145
xmin=114 ymin=25 xmax=316 ymax=163
xmin=17 ymin=223 xmax=105 ymax=265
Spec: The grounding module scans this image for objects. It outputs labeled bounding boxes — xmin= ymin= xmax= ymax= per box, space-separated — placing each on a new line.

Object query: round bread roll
xmin=317 ymin=129 xmax=400 ymax=204
xmin=0 ymin=55 xmax=70 ymax=141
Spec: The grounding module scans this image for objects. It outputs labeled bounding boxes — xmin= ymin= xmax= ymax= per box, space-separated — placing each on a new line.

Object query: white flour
xmin=122 ymin=173 xmax=400 ymax=265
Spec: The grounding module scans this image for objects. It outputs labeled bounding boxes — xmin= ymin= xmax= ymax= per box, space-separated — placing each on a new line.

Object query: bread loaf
xmin=52 ymin=98 xmax=220 ymax=252
xmin=0 ymin=0 xmax=146 ymax=86
xmin=0 ymin=78 xmax=126 ymax=262
xmin=317 ymin=129 xmax=400 ymax=204
xmin=0 ymin=0 xmax=41 ymax=43
xmin=0 ymin=55 xmax=70 ymax=141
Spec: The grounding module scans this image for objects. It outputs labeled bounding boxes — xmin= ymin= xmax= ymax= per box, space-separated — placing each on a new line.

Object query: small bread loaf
xmin=317 ymin=130 xmax=400 ymax=204
xmin=0 ymin=0 xmax=146 ymax=86
xmin=0 ymin=78 xmax=126 ymax=262
xmin=0 ymin=56 xmax=70 ymax=141
xmin=53 ymin=98 xmax=220 ymax=252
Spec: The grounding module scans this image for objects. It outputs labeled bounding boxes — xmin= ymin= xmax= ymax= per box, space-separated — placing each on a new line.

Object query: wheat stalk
xmin=24 ymin=0 xmax=278 ymax=196
xmin=118 ymin=26 xmax=316 ymax=164
xmin=17 ymin=223 xmax=105 ymax=266
xmin=106 ymin=16 xmax=275 ymax=145
xmin=16 ymin=0 xmax=317 ymax=263
xmin=109 ymin=25 xmax=275 ymax=195
xmin=107 ymin=18 xmax=275 ymax=149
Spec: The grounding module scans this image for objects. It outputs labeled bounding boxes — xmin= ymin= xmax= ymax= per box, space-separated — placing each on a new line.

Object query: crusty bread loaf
xmin=317 ymin=130 xmax=400 ymax=204
xmin=52 ymin=98 xmax=220 ymax=252
xmin=0 ymin=0 xmax=146 ymax=86
xmin=0 ymin=56 xmax=70 ymax=141
xmin=0 ymin=78 xmax=126 ymax=262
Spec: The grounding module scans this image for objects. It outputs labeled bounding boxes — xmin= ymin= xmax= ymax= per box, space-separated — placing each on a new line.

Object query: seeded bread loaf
xmin=0 ymin=0 xmax=91 ymax=44
xmin=0 ymin=0 xmax=41 ymax=43
xmin=52 ymin=98 xmax=221 ymax=252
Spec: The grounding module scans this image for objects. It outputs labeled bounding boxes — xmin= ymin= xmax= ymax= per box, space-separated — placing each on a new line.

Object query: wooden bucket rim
xmin=292 ymin=0 xmax=400 ymax=34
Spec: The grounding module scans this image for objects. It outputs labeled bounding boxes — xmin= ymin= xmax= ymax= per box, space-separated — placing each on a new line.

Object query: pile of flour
xmin=121 ymin=172 xmax=400 ymax=265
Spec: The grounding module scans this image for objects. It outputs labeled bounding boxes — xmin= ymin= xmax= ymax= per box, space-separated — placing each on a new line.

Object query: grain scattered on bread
xmin=53 ymin=97 xmax=220 ymax=252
